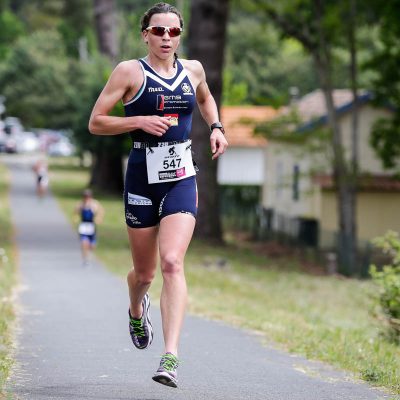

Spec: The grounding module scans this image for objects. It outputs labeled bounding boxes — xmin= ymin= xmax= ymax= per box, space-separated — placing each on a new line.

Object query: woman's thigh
xmin=158 ymin=213 xmax=195 ymax=265
xmin=127 ymin=225 xmax=159 ymax=273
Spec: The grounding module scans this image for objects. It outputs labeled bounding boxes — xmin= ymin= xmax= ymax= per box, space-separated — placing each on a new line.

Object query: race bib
xmin=146 ymin=140 xmax=196 ymax=184
xmin=78 ymin=222 xmax=95 ymax=235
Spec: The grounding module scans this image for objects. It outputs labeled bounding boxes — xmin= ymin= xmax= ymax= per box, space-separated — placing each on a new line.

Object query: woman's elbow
xmin=88 ymin=118 xmax=99 ymax=135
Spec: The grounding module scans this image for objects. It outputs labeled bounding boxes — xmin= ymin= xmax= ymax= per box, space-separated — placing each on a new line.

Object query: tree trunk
xmin=93 ymin=0 xmax=117 ymax=63
xmin=348 ymin=0 xmax=359 ymax=274
xmin=187 ymin=0 xmax=229 ymax=241
xmin=91 ymin=0 xmax=124 ymax=193
xmin=314 ymin=0 xmax=357 ymax=275
xmin=90 ymin=146 xmax=124 ymax=193
xmin=262 ymin=0 xmax=360 ymax=274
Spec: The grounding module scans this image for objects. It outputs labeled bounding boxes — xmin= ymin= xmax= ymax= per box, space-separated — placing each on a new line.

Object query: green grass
xmin=0 ymin=162 xmax=17 ymax=396
xmin=49 ymin=158 xmax=400 ymax=395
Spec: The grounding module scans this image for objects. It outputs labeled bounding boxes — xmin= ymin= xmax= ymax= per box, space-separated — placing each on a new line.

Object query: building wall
xmin=263 ymin=105 xmax=395 ymax=228
xmin=319 ymin=191 xmax=400 ymax=246
xmin=340 ymin=105 xmax=393 ymax=174
xmin=263 ymin=142 xmax=322 ymax=222
xmin=217 ymin=146 xmax=265 ymax=185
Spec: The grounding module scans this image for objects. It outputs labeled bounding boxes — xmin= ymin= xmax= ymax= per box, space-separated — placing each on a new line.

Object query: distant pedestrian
xmin=88 ymin=2 xmax=228 ymax=388
xmin=74 ymin=189 xmax=104 ymax=266
xmin=32 ymin=158 xmax=49 ymax=198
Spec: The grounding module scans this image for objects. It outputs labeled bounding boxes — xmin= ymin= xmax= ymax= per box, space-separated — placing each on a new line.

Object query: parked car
xmin=0 ymin=120 xmax=6 ymax=152
xmin=47 ymin=138 xmax=75 ymax=157
xmin=15 ymin=132 xmax=40 ymax=153
xmin=4 ymin=116 xmax=23 ymax=136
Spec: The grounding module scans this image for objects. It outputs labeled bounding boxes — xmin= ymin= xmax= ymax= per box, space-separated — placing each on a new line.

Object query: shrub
xmin=370 ymin=230 xmax=400 ymax=342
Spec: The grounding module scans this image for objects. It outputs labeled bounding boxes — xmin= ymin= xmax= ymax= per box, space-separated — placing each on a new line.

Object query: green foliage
xmin=370 ymin=116 xmax=400 ymax=170
xmin=254 ymin=108 xmax=329 ymax=149
xmin=14 ymin=0 xmax=64 ymax=31
xmin=366 ymin=1 xmax=400 ymax=172
xmin=370 ymin=230 xmax=400 ymax=342
xmin=0 ymin=9 xmax=24 ymax=60
xmin=222 ymin=69 xmax=248 ymax=105
xmin=0 ymin=30 xmax=77 ymax=128
xmin=0 ymin=164 xmax=16 ymax=395
xmin=225 ymin=10 xmax=317 ymax=106
xmin=58 ymin=0 xmax=94 ymax=59
xmin=116 ymin=12 xmax=147 ymax=61
xmin=67 ymin=56 xmax=131 ymax=157
xmin=254 ymin=109 xmax=304 ymax=141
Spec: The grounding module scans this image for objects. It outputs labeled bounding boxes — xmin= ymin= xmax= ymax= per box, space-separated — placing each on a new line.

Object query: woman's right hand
xmin=140 ymin=116 xmax=172 ymax=136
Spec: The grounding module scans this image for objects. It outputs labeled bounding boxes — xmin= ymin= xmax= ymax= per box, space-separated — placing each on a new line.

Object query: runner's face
xmin=143 ymin=13 xmax=181 ymax=60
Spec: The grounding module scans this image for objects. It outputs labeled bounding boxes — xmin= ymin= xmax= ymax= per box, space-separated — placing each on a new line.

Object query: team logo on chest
xmin=181 ymin=82 xmax=193 ymax=95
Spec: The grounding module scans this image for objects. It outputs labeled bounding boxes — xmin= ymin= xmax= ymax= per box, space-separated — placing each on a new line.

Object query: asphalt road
xmin=2 ymin=154 xmax=395 ymax=400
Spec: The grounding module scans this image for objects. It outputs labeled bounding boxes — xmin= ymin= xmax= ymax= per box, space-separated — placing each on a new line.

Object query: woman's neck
xmin=145 ymin=54 xmax=176 ymax=76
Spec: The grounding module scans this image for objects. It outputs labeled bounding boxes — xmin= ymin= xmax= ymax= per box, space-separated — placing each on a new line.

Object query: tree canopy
xmin=0 ymin=0 xmax=399 ymax=176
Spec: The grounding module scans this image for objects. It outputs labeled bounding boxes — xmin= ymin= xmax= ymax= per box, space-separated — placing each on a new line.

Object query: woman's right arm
xmin=88 ymin=61 xmax=171 ymax=137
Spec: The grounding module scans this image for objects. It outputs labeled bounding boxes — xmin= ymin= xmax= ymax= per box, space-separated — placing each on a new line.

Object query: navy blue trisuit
xmin=79 ymin=206 xmax=96 ymax=244
xmin=123 ymin=58 xmax=198 ymax=228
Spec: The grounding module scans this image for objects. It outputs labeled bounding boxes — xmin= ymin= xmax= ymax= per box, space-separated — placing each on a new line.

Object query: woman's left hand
xmin=210 ymin=130 xmax=228 ymax=160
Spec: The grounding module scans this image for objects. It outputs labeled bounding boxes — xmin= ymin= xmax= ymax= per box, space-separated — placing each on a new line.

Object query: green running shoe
xmin=152 ymin=352 xmax=179 ymax=388
xmin=128 ymin=293 xmax=153 ymax=349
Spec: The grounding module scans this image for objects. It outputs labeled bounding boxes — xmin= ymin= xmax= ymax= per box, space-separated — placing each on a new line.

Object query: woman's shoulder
xmin=115 ymin=59 xmax=142 ymax=75
xmin=180 ymin=59 xmax=204 ymax=74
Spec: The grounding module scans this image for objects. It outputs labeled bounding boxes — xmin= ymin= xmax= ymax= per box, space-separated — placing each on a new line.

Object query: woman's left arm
xmin=188 ymin=60 xmax=228 ymax=160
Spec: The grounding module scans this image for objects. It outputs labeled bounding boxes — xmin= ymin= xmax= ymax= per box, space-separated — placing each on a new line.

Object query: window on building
xmin=276 ymin=161 xmax=283 ymax=198
xmin=293 ymin=165 xmax=300 ymax=201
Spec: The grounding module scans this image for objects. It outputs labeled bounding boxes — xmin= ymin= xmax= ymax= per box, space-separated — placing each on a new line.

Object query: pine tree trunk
xmin=187 ymin=0 xmax=229 ymax=241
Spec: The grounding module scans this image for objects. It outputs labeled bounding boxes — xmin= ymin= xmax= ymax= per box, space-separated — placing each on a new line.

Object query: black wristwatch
xmin=210 ymin=122 xmax=225 ymax=135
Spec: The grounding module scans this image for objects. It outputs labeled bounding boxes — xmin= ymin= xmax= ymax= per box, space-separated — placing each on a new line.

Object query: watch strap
xmin=210 ymin=122 xmax=225 ymax=134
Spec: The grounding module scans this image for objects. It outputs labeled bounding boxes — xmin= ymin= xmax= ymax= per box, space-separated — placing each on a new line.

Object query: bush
xmin=370 ymin=230 xmax=400 ymax=342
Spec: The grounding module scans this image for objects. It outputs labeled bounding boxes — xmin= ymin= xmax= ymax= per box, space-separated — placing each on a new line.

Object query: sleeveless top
xmin=81 ymin=206 xmax=94 ymax=223
xmin=123 ymin=58 xmax=196 ymax=146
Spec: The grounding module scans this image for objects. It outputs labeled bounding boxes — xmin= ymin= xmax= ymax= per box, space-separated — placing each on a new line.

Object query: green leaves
xmin=370 ymin=117 xmax=400 ymax=170
xmin=0 ymin=9 xmax=24 ymax=60
xmin=370 ymin=231 xmax=400 ymax=341
xmin=0 ymin=30 xmax=74 ymax=128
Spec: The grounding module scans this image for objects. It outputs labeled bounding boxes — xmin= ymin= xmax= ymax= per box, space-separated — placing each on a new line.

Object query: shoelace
xmin=130 ymin=318 xmax=145 ymax=337
xmin=160 ymin=353 xmax=179 ymax=371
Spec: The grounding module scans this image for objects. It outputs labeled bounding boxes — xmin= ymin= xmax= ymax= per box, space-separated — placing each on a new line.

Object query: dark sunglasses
xmin=146 ymin=26 xmax=183 ymax=37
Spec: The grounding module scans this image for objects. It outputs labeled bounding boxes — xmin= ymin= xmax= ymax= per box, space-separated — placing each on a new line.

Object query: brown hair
xmin=141 ymin=3 xmax=183 ymax=67
xmin=140 ymin=2 xmax=184 ymax=31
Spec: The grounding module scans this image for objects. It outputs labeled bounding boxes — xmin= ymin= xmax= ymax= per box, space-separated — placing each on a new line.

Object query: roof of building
xmin=290 ymin=89 xmax=370 ymax=120
xmin=313 ymin=174 xmax=400 ymax=192
xmin=221 ymin=106 xmax=279 ymax=147
xmin=280 ymin=89 xmax=376 ymax=131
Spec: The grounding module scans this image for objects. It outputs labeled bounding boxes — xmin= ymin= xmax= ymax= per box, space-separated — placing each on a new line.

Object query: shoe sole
xmin=143 ymin=294 xmax=154 ymax=348
xmin=152 ymin=373 xmax=178 ymax=388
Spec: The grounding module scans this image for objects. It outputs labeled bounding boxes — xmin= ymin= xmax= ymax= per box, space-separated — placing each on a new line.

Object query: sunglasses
xmin=146 ymin=26 xmax=183 ymax=37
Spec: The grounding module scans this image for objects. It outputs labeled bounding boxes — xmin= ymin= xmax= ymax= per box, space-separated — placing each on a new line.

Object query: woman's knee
xmin=160 ymin=253 xmax=183 ymax=276
xmin=127 ymin=267 xmax=155 ymax=285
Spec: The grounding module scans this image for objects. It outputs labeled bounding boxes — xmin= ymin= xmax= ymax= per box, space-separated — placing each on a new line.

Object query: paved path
xmin=3 ymin=154 xmax=394 ymax=400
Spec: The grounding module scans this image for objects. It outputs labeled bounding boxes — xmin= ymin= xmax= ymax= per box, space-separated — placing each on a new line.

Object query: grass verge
xmin=49 ymin=158 xmax=400 ymax=395
xmin=0 ymin=161 xmax=17 ymax=396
